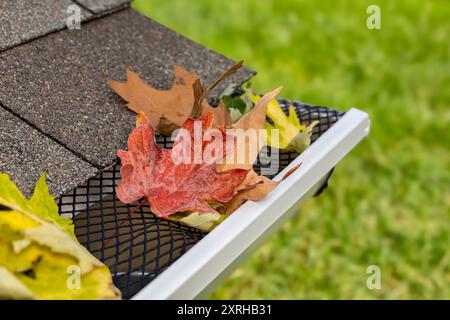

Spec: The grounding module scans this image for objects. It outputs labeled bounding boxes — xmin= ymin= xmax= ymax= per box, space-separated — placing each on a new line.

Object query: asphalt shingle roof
xmin=0 ymin=0 xmax=92 ymax=52
xmin=0 ymin=2 xmax=255 ymax=197
xmin=74 ymin=0 xmax=131 ymax=14
xmin=0 ymin=107 xmax=97 ymax=197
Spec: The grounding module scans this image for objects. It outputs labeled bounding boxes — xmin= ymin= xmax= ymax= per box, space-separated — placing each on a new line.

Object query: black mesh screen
xmin=57 ymin=99 xmax=344 ymax=299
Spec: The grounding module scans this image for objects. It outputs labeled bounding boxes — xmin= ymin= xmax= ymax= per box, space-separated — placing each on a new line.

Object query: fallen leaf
xmin=116 ymin=112 xmax=249 ymax=216
xmin=0 ymin=173 xmax=121 ymax=300
xmin=248 ymin=92 xmax=319 ymax=153
xmin=221 ymin=94 xmax=253 ymax=123
xmin=109 ymin=65 xmax=197 ymax=135
xmin=223 ymin=164 xmax=301 ymax=214
xmin=191 ymin=61 xmax=243 ymax=124
xmin=217 ymin=87 xmax=283 ymax=172
xmin=168 ymin=211 xmax=223 ymax=233
xmin=222 ymin=95 xmax=247 ymax=114
xmin=29 ymin=174 xmax=75 ymax=236
xmin=0 ymin=267 xmax=35 ymax=299
xmin=235 ymin=169 xmax=266 ymax=191
xmin=233 ymin=87 xmax=282 ymax=131
xmin=23 ymin=224 xmax=102 ymax=274
xmin=0 ymin=173 xmax=73 ymax=235
xmin=223 ymin=175 xmax=278 ymax=215
xmin=203 ymin=100 xmax=233 ymax=128
xmin=109 ymin=62 xmax=244 ymax=135
xmin=214 ymin=87 xmax=285 ymax=214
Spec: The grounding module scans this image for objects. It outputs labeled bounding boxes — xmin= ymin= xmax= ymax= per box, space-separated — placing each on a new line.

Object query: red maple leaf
xmin=116 ymin=112 xmax=249 ymax=217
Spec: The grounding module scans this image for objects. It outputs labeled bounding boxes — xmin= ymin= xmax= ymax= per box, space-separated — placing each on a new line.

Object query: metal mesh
xmin=57 ymin=99 xmax=344 ymax=299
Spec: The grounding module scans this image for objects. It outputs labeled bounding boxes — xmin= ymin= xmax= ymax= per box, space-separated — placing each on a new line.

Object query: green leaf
xmin=222 ymin=95 xmax=247 ymax=113
xmin=222 ymin=94 xmax=253 ymax=122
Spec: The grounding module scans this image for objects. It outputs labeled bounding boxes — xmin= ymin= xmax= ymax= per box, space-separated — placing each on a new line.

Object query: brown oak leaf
xmin=108 ymin=62 xmax=243 ymax=135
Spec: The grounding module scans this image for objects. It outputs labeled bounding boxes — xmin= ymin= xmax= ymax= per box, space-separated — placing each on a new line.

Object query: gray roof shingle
xmin=0 ymin=0 xmax=92 ymax=52
xmin=0 ymin=108 xmax=97 ymax=197
xmin=0 ymin=8 xmax=255 ymax=168
xmin=74 ymin=0 xmax=131 ymax=14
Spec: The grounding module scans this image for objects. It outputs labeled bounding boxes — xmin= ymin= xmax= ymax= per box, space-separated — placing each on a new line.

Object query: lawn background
xmin=132 ymin=0 xmax=450 ymax=299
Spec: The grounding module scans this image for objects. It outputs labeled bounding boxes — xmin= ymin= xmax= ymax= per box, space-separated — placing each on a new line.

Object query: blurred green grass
xmin=132 ymin=0 xmax=450 ymax=299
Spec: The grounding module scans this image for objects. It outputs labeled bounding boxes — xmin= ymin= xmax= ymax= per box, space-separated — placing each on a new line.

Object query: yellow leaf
xmin=0 ymin=267 xmax=35 ymax=300
xmin=248 ymin=91 xmax=318 ymax=153
xmin=171 ymin=212 xmax=222 ymax=232
xmin=23 ymin=224 xmax=103 ymax=274
xmin=0 ymin=173 xmax=121 ymax=300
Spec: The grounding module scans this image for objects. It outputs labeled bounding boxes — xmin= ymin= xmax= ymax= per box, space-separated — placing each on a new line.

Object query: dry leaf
xmin=223 ymin=164 xmax=301 ymax=214
xmin=109 ymin=62 xmax=243 ymax=135
xmin=203 ymin=100 xmax=232 ymax=128
xmin=217 ymin=87 xmax=283 ymax=172
xmin=192 ymin=60 xmax=243 ymax=127
xmin=214 ymin=87 xmax=285 ymax=214
xmin=224 ymin=175 xmax=278 ymax=214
